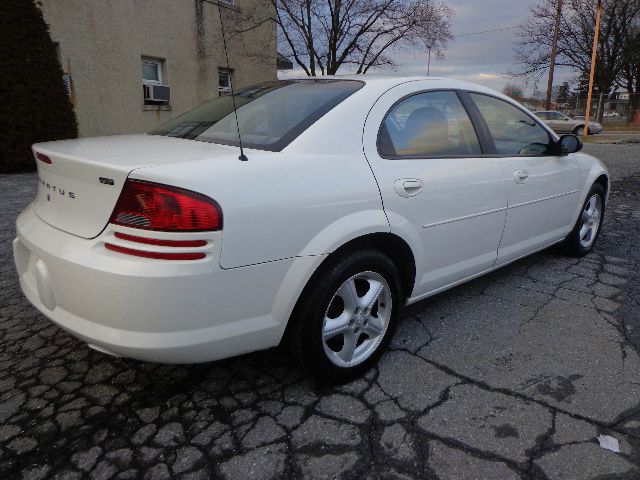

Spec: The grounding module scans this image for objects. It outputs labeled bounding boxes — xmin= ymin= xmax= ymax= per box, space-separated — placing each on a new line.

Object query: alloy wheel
xmin=322 ymin=271 xmax=392 ymax=367
xmin=579 ymin=194 xmax=602 ymax=249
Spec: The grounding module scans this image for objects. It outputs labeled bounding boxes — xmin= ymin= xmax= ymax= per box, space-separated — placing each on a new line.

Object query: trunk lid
xmin=32 ymin=134 xmax=237 ymax=238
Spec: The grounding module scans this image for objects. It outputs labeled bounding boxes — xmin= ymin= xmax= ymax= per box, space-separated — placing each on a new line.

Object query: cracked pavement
xmin=1 ymin=143 xmax=640 ymax=479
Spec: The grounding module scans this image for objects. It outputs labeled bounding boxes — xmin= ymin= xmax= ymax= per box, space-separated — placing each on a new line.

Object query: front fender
xmin=571 ymin=152 xmax=610 ymax=225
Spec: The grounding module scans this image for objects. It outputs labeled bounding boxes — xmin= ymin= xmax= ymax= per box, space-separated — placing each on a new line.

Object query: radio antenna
xmin=217 ymin=2 xmax=248 ymax=161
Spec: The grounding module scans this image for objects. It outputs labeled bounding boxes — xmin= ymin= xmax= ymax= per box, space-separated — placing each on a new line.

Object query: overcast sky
xmin=281 ymin=0 xmax=573 ymax=94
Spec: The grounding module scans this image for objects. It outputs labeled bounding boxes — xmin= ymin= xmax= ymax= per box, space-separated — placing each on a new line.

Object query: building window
xmin=142 ymin=58 xmax=170 ymax=106
xmin=142 ymin=59 xmax=163 ymax=85
xmin=218 ymin=69 xmax=232 ymax=96
xmin=219 ymin=0 xmax=235 ymax=5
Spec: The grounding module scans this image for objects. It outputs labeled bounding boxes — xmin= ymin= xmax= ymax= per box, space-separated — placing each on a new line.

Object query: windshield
xmin=150 ymin=79 xmax=364 ymax=151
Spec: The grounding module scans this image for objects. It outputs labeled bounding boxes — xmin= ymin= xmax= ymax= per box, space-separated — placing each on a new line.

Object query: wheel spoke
xmin=323 ymin=313 xmax=352 ymax=340
xmin=582 ymin=209 xmax=591 ymax=223
xmin=584 ymin=226 xmax=593 ymax=242
xmin=362 ymin=318 xmax=383 ymax=338
xmin=337 ymin=279 xmax=359 ymax=311
xmin=579 ymin=223 xmax=589 ymax=240
xmin=337 ymin=331 xmax=357 ymax=362
xmin=360 ymin=280 xmax=383 ymax=309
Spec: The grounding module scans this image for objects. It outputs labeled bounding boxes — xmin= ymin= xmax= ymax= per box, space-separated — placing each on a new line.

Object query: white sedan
xmin=15 ymin=76 xmax=609 ymax=383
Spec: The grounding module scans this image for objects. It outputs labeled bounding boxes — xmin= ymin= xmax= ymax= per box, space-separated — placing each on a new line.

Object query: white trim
xmin=508 ymin=190 xmax=579 ymax=210
xmin=422 ymin=206 xmax=507 ymax=229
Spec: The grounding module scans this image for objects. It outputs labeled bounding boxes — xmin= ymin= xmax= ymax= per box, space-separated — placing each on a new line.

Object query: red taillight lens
xmin=105 ymin=243 xmax=206 ymax=260
xmin=110 ymin=180 xmax=222 ymax=232
xmin=114 ymin=232 xmax=207 ymax=247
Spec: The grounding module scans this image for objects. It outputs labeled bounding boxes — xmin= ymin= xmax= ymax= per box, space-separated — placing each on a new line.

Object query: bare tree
xmin=230 ymin=0 xmax=453 ymax=75
xmin=617 ymin=4 xmax=640 ymax=120
xmin=513 ymin=0 xmax=638 ymax=97
xmin=502 ymin=83 xmax=524 ymax=101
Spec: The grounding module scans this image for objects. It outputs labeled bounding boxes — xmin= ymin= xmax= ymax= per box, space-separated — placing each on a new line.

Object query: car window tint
xmin=470 ymin=93 xmax=552 ymax=156
xmin=536 ymin=112 xmax=549 ymax=120
xmin=378 ymin=91 xmax=481 ymax=158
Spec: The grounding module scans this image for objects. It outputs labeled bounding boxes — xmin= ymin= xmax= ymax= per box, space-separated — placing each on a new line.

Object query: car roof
xmin=305 ymin=74 xmax=492 ymax=89
xmin=299 ymin=74 xmax=499 ymax=100
xmin=283 ymin=75 xmax=533 ymax=154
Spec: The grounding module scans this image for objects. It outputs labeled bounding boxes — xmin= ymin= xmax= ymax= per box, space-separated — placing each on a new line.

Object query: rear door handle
xmin=513 ymin=169 xmax=529 ymax=184
xmin=394 ymin=179 xmax=424 ymax=197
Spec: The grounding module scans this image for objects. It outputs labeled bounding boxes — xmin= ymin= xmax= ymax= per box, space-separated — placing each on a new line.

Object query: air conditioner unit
xmin=143 ymin=84 xmax=171 ymax=103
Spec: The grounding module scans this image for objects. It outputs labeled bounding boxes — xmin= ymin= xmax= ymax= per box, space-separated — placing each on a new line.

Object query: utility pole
xmin=584 ymin=0 xmax=603 ymax=138
xmin=427 ymin=47 xmax=432 ymax=76
xmin=546 ymin=0 xmax=563 ymax=110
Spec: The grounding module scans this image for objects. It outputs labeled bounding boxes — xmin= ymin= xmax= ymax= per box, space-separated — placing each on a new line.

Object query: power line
xmin=454 ymin=25 xmax=519 ymax=38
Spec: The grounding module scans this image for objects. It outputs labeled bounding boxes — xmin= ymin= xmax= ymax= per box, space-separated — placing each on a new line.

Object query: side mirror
xmin=558 ymin=134 xmax=582 ymax=155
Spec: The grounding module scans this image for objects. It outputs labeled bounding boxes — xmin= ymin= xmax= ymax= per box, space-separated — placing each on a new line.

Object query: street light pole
xmin=546 ymin=0 xmax=563 ymax=110
xmin=427 ymin=48 xmax=432 ymax=76
xmin=584 ymin=0 xmax=603 ymax=138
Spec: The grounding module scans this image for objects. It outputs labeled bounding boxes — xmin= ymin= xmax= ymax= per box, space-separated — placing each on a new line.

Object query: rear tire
xmin=563 ymin=183 xmax=605 ymax=257
xmin=574 ymin=125 xmax=587 ymax=136
xmin=287 ymin=249 xmax=403 ymax=384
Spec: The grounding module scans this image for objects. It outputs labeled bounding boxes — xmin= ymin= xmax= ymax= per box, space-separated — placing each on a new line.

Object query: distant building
xmin=39 ymin=0 xmax=277 ymax=137
xmin=604 ymin=91 xmax=631 ymax=113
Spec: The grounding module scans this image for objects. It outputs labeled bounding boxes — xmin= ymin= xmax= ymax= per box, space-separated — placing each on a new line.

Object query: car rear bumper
xmin=14 ymin=205 xmax=294 ymax=363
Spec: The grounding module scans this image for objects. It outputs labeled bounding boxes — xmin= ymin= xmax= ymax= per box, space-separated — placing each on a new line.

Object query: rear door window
xmin=378 ymin=90 xmax=482 ymax=158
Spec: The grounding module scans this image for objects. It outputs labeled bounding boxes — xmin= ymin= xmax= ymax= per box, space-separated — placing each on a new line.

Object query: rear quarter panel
xmin=131 ymin=83 xmax=397 ymax=269
xmin=131 ymin=150 xmax=386 ymax=268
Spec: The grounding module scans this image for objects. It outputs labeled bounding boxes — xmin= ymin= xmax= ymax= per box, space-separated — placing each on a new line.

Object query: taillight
xmin=105 ymin=244 xmax=206 ymax=261
xmin=110 ymin=180 xmax=222 ymax=231
xmin=113 ymin=232 xmax=207 ymax=247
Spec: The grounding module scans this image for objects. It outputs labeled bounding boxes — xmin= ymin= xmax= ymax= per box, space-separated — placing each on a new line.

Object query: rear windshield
xmin=150 ymin=80 xmax=363 ymax=151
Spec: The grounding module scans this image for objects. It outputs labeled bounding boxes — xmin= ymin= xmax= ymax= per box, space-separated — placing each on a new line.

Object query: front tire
xmin=287 ymin=249 xmax=403 ymax=384
xmin=574 ymin=125 xmax=587 ymax=136
xmin=563 ymin=183 xmax=605 ymax=256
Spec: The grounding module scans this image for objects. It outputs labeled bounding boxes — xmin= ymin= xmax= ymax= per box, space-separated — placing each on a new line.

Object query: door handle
xmin=513 ymin=169 xmax=529 ymax=184
xmin=394 ymin=179 xmax=424 ymax=198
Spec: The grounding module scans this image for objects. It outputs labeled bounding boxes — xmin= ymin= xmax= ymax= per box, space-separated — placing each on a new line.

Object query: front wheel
xmin=563 ymin=184 xmax=605 ymax=256
xmin=287 ymin=249 xmax=403 ymax=383
xmin=574 ymin=126 xmax=587 ymax=136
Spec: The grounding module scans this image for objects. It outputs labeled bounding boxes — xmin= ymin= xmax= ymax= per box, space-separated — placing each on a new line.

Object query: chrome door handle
xmin=513 ymin=169 xmax=529 ymax=184
xmin=394 ymin=178 xmax=424 ymax=197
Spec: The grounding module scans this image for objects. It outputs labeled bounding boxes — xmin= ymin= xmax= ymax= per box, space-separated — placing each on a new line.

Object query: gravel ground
xmin=1 ymin=145 xmax=640 ymax=479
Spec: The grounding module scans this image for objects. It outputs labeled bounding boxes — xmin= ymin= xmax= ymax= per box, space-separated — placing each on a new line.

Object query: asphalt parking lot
xmin=1 ymin=143 xmax=640 ymax=480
